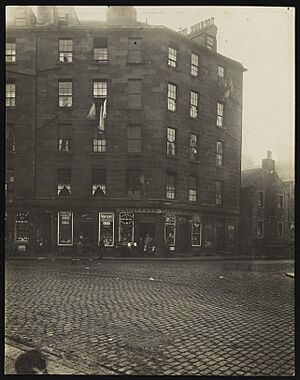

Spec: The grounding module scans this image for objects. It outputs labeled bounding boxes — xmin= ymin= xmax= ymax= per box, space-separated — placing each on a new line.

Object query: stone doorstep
xmin=5 ymin=338 xmax=117 ymax=375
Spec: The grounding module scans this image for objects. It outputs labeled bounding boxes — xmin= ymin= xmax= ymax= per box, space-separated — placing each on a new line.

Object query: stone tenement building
xmin=5 ymin=6 xmax=246 ymax=255
xmin=240 ymin=151 xmax=293 ymax=258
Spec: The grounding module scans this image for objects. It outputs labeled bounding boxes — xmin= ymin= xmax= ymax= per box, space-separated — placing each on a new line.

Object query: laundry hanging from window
xmin=87 ymin=98 xmax=107 ymax=131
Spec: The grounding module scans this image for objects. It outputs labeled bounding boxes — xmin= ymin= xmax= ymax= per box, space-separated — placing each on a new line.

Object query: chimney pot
xmin=267 ymin=151 xmax=272 ymax=159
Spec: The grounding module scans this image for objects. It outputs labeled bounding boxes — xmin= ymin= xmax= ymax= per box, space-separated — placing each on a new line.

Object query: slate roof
xmin=241 ymin=168 xmax=264 ymax=188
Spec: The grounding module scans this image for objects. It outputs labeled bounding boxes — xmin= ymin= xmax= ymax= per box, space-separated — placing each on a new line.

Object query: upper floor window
xmin=15 ymin=18 xmax=26 ymax=27
xmin=94 ymin=37 xmax=108 ymax=63
xmin=127 ymin=125 xmax=141 ymax=153
xmin=93 ymin=138 xmax=107 ymax=153
xmin=57 ymin=169 xmax=71 ymax=196
xmin=128 ymin=79 xmax=142 ymax=109
xmin=190 ymin=91 xmax=199 ymax=118
xmin=57 ymin=124 xmax=72 ymax=152
xmin=168 ymin=46 xmax=177 ymax=67
xmin=167 ymin=127 xmax=177 ymax=156
xmin=59 ymin=39 xmax=73 ymax=63
xmin=278 ymin=195 xmax=284 ymax=209
xmin=92 ymin=169 xmax=106 ymax=197
xmin=168 ymin=83 xmax=177 ymax=112
xmin=217 ymin=102 xmax=224 ymax=127
xmin=258 ymin=191 xmax=264 ymax=207
xmin=6 ymin=40 xmax=16 ymax=63
xmin=6 ymin=123 xmax=16 ymax=153
xmin=93 ymin=81 xmax=107 ymax=101
xmin=127 ymin=170 xmax=142 ymax=198
xmin=277 ymin=222 xmax=283 ymax=239
xmin=6 ymin=83 xmax=16 ymax=108
xmin=216 ymin=181 xmax=223 ymax=205
xmin=5 ymin=169 xmax=14 ymax=196
xmin=216 ymin=141 xmax=223 ymax=167
xmin=189 ymin=133 xmax=199 ymax=161
xmin=206 ymin=35 xmax=214 ymax=49
xmin=58 ymin=81 xmax=72 ymax=107
xmin=189 ymin=176 xmax=198 ymax=202
xmin=166 ymin=173 xmax=176 ymax=199
xmin=191 ymin=53 xmax=199 ymax=76
xmin=257 ymin=220 xmax=264 ymax=238
xmin=128 ymin=38 xmax=143 ymax=64
xmin=218 ymin=65 xmax=225 ymax=78
xmin=58 ymin=13 xmax=68 ymax=25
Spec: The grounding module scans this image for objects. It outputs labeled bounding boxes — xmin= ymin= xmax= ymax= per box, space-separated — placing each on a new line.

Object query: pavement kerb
xmin=5 ymin=337 xmax=118 ymax=375
xmin=6 ymin=255 xmax=294 ymax=262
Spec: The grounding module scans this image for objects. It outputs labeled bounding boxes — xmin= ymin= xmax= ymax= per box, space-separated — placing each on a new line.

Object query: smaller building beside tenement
xmin=240 ymin=151 xmax=294 ymax=258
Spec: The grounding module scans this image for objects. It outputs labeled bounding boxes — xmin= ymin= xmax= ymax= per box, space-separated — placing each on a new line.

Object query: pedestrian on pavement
xmin=15 ymin=349 xmax=48 ymax=374
xmin=98 ymin=237 xmax=105 ymax=261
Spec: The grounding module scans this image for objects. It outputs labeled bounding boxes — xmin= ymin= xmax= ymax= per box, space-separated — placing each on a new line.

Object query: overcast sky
xmin=25 ymin=6 xmax=296 ymax=164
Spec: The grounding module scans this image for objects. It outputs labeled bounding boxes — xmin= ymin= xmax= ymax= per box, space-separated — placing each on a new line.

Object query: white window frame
xmin=166 ymin=173 xmax=176 ymax=199
xmin=118 ymin=213 xmax=135 ymax=244
xmin=189 ymin=176 xmax=198 ymax=202
xmin=190 ymin=91 xmax=199 ymax=118
xmin=58 ymin=81 xmax=72 ymax=107
xmin=217 ymin=102 xmax=224 ymax=127
xmin=93 ymin=81 xmax=107 ymax=99
xmin=168 ymin=47 xmax=177 ymax=67
xmin=216 ymin=141 xmax=223 ymax=167
xmin=218 ymin=65 xmax=225 ymax=78
xmin=57 ymin=211 xmax=73 ymax=246
xmin=191 ymin=53 xmax=198 ymax=76
xmin=59 ymin=39 xmax=73 ymax=63
xmin=168 ymin=83 xmax=177 ymax=112
xmin=6 ymin=84 xmax=16 ymax=108
xmin=191 ymin=219 xmax=202 ymax=247
xmin=167 ymin=127 xmax=176 ymax=156
xmin=6 ymin=42 xmax=16 ymax=63
xmin=98 ymin=212 xmax=114 ymax=247
xmin=93 ymin=138 xmax=106 ymax=153
xmin=164 ymin=215 xmax=176 ymax=246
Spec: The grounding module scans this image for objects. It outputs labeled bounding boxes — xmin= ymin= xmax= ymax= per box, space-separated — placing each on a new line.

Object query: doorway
xmin=139 ymin=223 xmax=155 ymax=240
xmin=176 ymin=216 xmax=189 ymax=253
xmin=216 ymin=218 xmax=225 ymax=251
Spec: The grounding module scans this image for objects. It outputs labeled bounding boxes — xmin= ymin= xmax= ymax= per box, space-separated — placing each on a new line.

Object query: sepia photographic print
xmin=4 ymin=4 xmax=295 ymax=376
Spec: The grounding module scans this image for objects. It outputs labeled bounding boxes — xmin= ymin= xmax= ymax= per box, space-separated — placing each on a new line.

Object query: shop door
xmin=177 ymin=217 xmax=189 ymax=253
xmin=38 ymin=214 xmax=51 ymax=253
xmin=216 ymin=219 xmax=225 ymax=251
xmin=139 ymin=223 xmax=155 ymax=240
xmin=79 ymin=214 xmax=96 ymax=246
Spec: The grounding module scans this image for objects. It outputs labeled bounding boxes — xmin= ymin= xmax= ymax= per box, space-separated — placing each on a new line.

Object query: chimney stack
xmin=188 ymin=17 xmax=218 ymax=52
xmin=106 ymin=6 xmax=137 ymax=26
xmin=262 ymin=151 xmax=275 ymax=171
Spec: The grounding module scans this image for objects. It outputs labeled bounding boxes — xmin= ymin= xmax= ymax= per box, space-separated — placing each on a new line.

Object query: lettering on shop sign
xmin=117 ymin=208 xmax=164 ymax=214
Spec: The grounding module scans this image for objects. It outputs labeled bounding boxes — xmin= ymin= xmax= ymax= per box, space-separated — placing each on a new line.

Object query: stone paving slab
xmin=5 ymin=259 xmax=295 ymax=376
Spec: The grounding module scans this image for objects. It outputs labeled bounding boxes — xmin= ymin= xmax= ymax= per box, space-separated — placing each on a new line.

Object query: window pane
xmin=168 ymin=47 xmax=177 ymax=66
xmin=218 ymin=65 xmax=225 ymax=77
xmin=93 ymin=81 xmax=107 ymax=98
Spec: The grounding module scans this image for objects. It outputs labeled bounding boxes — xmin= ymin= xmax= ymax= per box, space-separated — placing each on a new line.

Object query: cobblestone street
xmin=5 ymin=259 xmax=294 ymax=375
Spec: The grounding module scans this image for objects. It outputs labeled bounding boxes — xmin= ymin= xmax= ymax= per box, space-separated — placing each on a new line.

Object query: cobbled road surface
xmin=5 ymin=259 xmax=294 ymax=376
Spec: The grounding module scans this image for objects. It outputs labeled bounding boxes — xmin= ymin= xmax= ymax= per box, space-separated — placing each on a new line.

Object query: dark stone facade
xmin=6 ymin=6 xmax=245 ymax=256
